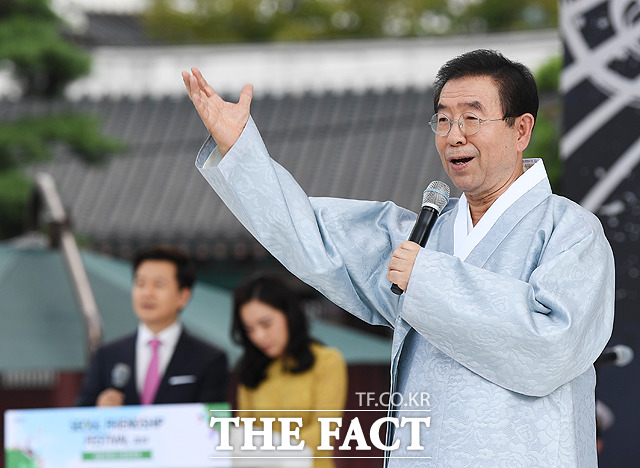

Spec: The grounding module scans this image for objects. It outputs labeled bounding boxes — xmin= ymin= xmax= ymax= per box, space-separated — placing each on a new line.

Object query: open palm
xmin=182 ymin=67 xmax=253 ymax=156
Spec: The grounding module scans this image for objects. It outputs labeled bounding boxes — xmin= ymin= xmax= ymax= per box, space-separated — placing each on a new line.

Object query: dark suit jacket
xmin=76 ymin=328 xmax=228 ymax=406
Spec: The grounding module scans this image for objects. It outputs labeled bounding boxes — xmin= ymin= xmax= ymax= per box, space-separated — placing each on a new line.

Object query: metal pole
xmin=35 ymin=172 xmax=103 ymax=355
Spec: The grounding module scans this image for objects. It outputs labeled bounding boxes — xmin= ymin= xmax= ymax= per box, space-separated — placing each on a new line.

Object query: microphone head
xmin=612 ymin=344 xmax=634 ymax=367
xmin=111 ymin=363 xmax=131 ymax=389
xmin=422 ymin=181 xmax=450 ymax=213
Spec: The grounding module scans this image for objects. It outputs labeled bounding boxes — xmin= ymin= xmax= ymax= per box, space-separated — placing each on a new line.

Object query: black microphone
xmin=391 ymin=180 xmax=450 ymax=295
xmin=111 ymin=363 xmax=131 ymax=389
xmin=594 ymin=344 xmax=634 ymax=370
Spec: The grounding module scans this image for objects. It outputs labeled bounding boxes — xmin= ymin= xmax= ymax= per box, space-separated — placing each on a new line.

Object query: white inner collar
xmin=453 ymin=158 xmax=546 ymax=261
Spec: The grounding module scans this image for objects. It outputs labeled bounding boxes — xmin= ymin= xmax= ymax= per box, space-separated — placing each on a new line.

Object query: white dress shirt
xmin=135 ymin=321 xmax=182 ymax=395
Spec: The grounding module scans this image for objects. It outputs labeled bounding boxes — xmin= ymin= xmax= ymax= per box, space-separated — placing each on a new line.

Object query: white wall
xmin=0 ymin=29 xmax=560 ymax=100
xmin=64 ymin=30 xmax=560 ymax=100
xmin=52 ymin=0 xmax=149 ymax=15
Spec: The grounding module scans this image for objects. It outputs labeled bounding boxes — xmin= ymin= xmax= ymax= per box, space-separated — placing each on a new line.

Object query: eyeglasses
xmin=429 ymin=112 xmax=507 ymax=136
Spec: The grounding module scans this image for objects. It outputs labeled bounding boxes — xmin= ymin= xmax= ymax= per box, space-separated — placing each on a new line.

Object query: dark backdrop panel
xmin=561 ymin=0 xmax=640 ymax=465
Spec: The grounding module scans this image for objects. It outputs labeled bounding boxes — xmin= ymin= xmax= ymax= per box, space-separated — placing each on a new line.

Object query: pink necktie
xmin=141 ymin=338 xmax=161 ymax=405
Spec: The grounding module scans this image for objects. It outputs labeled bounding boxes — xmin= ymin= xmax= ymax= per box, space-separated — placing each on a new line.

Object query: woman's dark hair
xmin=433 ymin=49 xmax=539 ymax=126
xmin=232 ymin=274 xmax=315 ymax=388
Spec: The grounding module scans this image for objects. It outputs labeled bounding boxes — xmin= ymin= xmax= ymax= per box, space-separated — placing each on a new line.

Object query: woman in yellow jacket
xmin=232 ymin=274 xmax=348 ymax=468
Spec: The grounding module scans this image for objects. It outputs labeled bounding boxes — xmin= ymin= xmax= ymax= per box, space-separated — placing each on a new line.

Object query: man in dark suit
xmin=76 ymin=246 xmax=228 ymax=406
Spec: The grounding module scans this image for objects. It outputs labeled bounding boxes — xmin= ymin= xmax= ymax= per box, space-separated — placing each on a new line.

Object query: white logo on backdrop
xmin=561 ymin=0 xmax=640 ymax=211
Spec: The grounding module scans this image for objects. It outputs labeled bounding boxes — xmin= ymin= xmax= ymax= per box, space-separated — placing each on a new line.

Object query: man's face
xmin=132 ymin=260 xmax=190 ymax=332
xmin=435 ymin=75 xmax=527 ymax=203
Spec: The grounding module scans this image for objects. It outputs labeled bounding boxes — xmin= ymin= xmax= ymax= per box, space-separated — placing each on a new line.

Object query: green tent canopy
xmin=0 ymin=243 xmax=391 ymax=371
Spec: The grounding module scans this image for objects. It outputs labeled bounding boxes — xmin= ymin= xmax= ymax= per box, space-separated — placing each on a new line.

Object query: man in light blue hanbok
xmin=182 ymin=50 xmax=615 ymax=467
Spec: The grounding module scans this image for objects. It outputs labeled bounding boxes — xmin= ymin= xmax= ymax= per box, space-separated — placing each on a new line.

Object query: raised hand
xmin=182 ymin=67 xmax=253 ymax=156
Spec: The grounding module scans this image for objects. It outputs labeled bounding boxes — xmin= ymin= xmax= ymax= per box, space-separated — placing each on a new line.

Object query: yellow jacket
xmin=237 ymin=343 xmax=348 ymax=468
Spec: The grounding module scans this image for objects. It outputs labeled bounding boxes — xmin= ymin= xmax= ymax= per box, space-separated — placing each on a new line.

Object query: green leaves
xmin=0 ymin=113 xmax=125 ymax=171
xmin=528 ymin=55 xmax=563 ymax=193
xmin=141 ymin=0 xmax=558 ymax=43
xmin=0 ymin=0 xmax=58 ymax=20
xmin=0 ymin=0 xmax=123 ymax=239
xmin=0 ymin=170 xmax=31 ymax=239
xmin=0 ymin=16 xmax=90 ymax=97
xmin=0 ymin=112 xmax=125 ymax=238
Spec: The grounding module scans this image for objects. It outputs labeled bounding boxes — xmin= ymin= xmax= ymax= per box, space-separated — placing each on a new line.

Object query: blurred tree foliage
xmin=527 ymin=55 xmax=562 ymax=193
xmin=0 ymin=0 xmax=123 ymax=239
xmin=0 ymin=0 xmax=89 ymax=97
xmin=143 ymin=0 xmax=557 ymax=43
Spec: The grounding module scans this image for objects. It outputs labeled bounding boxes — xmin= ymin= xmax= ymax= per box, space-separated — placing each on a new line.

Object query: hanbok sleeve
xmin=196 ymin=117 xmax=415 ymax=328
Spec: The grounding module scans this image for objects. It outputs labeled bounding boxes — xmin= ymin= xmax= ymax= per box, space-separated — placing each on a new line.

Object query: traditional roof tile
xmin=5 ymin=89 xmax=456 ymax=259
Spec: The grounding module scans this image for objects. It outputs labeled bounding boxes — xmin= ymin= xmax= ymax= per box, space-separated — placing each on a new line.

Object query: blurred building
xmin=0 ymin=4 xmax=562 ymax=468
xmin=0 ymin=4 xmax=561 ymax=352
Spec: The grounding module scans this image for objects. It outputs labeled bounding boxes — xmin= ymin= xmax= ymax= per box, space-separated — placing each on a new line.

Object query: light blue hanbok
xmin=196 ymin=117 xmax=615 ymax=467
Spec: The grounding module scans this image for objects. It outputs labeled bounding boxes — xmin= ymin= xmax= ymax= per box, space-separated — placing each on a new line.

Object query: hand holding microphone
xmin=389 ymin=181 xmax=450 ymax=295
xmin=96 ymin=363 xmax=130 ymax=407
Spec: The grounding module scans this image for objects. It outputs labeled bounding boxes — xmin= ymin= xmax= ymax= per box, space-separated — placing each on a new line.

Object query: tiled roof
xmin=5 ymin=88 xmax=455 ymax=260
xmin=65 ymin=13 xmax=160 ymax=47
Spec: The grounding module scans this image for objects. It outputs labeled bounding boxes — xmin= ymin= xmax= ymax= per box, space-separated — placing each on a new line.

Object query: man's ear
xmin=516 ymin=113 xmax=535 ymax=153
xmin=178 ymin=287 xmax=192 ymax=311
